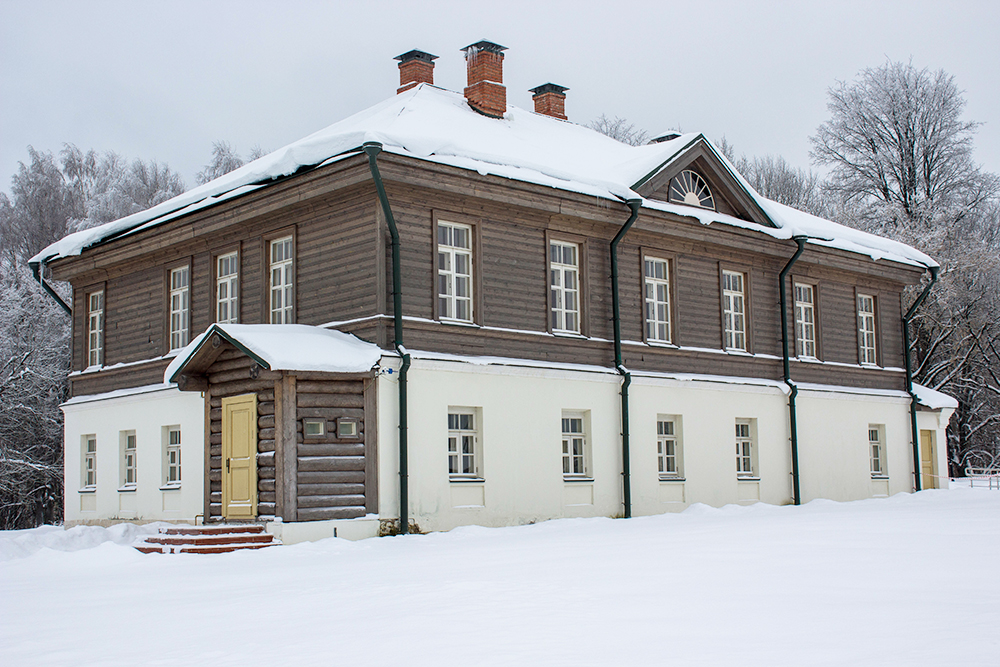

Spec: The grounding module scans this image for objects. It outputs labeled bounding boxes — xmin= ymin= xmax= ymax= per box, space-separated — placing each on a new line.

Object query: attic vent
xmin=668 ymin=170 xmax=715 ymax=210
xmin=650 ymin=132 xmax=681 ymax=144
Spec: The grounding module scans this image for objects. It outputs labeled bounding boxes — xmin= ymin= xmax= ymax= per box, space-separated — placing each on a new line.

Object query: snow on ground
xmin=2 ymin=487 xmax=999 ymax=666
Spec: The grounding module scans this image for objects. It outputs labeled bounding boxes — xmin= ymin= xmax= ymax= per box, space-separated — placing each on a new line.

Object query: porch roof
xmin=165 ymin=324 xmax=384 ymax=383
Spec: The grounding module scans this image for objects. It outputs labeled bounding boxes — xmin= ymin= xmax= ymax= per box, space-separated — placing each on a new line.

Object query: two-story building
xmin=32 ymin=42 xmax=956 ymax=541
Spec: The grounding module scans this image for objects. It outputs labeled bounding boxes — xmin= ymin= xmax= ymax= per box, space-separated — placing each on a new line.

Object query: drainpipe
xmin=903 ymin=266 xmax=938 ymax=492
xmin=779 ymin=237 xmax=808 ymax=505
xmin=363 ymin=142 xmax=411 ymax=535
xmin=610 ymin=199 xmax=642 ymax=519
xmin=29 ymin=259 xmax=72 ymax=315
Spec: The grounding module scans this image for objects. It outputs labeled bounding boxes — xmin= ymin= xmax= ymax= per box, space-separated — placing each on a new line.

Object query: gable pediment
xmin=633 ymin=138 xmax=775 ymax=228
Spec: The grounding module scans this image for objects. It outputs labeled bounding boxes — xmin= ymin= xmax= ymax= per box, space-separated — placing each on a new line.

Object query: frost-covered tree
xmin=196 ymin=141 xmax=266 ymax=185
xmin=718 ymin=142 xmax=830 ymax=218
xmin=588 ymin=115 xmax=650 ymax=147
xmin=812 ymin=61 xmax=1000 ymax=473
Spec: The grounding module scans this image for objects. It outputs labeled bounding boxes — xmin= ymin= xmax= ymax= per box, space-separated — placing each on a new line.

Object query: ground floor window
xmin=869 ymin=425 xmax=886 ymax=477
xmin=448 ymin=409 xmax=480 ymax=479
xmin=82 ymin=435 xmax=97 ymax=489
xmin=736 ymin=419 xmax=755 ymax=477
xmin=120 ymin=431 xmax=136 ymax=488
xmin=657 ymin=416 xmax=683 ymax=478
xmin=164 ymin=427 xmax=182 ymax=486
xmin=562 ymin=411 xmax=589 ymax=479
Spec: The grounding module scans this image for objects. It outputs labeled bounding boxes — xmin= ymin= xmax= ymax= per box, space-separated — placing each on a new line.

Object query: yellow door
xmin=222 ymin=394 xmax=258 ymax=519
xmin=920 ymin=429 xmax=936 ymax=490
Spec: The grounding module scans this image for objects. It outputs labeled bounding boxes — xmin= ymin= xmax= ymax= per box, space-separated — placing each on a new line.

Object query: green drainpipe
xmin=903 ymin=266 xmax=938 ymax=492
xmin=29 ymin=259 xmax=72 ymax=315
xmin=363 ymin=142 xmax=411 ymax=535
xmin=779 ymin=237 xmax=808 ymax=505
xmin=610 ymin=199 xmax=642 ymax=519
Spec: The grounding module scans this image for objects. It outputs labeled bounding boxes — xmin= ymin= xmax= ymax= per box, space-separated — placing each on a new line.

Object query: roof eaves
xmin=167 ymin=324 xmax=271 ymax=384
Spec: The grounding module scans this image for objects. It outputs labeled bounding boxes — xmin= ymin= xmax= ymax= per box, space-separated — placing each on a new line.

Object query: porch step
xmin=133 ymin=524 xmax=280 ymax=554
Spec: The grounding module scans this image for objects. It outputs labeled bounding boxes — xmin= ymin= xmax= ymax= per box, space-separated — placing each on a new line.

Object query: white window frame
xmin=794 ymin=283 xmax=817 ymax=359
xmin=644 ymin=257 xmax=672 ymax=344
xmin=120 ymin=430 xmax=137 ymax=489
xmin=561 ymin=411 xmax=590 ymax=479
xmin=87 ymin=290 xmax=104 ymax=367
xmin=869 ymin=425 xmax=886 ymax=478
xmin=164 ymin=426 xmax=182 ymax=487
xmin=169 ymin=266 xmax=190 ymax=352
xmin=858 ymin=294 xmax=878 ymax=366
xmin=82 ymin=435 xmax=97 ymax=489
xmin=736 ymin=418 xmax=756 ymax=478
xmin=270 ymin=236 xmax=294 ymax=324
xmin=437 ymin=222 xmax=474 ymax=323
xmin=447 ymin=408 xmax=481 ymax=479
xmin=216 ymin=252 xmax=239 ymax=324
xmin=657 ymin=416 xmax=683 ymax=479
xmin=722 ymin=270 xmax=747 ymax=352
xmin=550 ymin=240 xmax=581 ymax=334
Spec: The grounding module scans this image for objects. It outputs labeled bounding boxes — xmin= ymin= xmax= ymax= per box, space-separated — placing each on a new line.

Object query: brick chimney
xmin=395 ymin=49 xmax=438 ymax=94
xmin=461 ymin=40 xmax=507 ymax=117
xmin=530 ymin=83 xmax=569 ymax=120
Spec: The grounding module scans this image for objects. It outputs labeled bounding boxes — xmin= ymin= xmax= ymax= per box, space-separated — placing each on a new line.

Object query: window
xmin=169 ymin=266 xmax=190 ymax=351
xmin=437 ymin=222 xmax=473 ymax=322
xmin=82 ymin=435 xmax=97 ymax=488
xmin=657 ymin=417 xmax=683 ymax=478
xmin=447 ymin=410 xmax=479 ymax=479
xmin=165 ymin=427 xmax=181 ymax=486
xmin=337 ymin=418 xmax=359 ymax=439
xmin=869 ymin=425 xmax=886 ymax=477
xmin=121 ymin=431 xmax=136 ymax=488
xmin=668 ymin=170 xmax=715 ymax=210
xmin=550 ymin=241 xmax=580 ymax=333
xmin=562 ymin=411 xmax=589 ymax=479
xmin=736 ymin=419 xmax=755 ymax=477
xmin=216 ymin=252 xmax=239 ymax=324
xmin=270 ymin=236 xmax=294 ymax=324
xmin=857 ymin=294 xmax=877 ymax=365
xmin=644 ymin=257 xmax=671 ymax=343
xmin=303 ymin=419 xmax=325 ymax=437
xmin=722 ymin=270 xmax=747 ymax=351
xmin=87 ymin=291 xmax=104 ymax=367
xmin=794 ymin=283 xmax=817 ymax=358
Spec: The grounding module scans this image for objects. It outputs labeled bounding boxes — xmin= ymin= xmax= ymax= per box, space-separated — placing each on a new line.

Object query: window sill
xmin=659 ymin=476 xmax=686 ymax=482
xmin=646 ymin=340 xmax=678 ymax=349
xmin=449 ymin=477 xmax=485 ymax=484
xmin=796 ymin=355 xmax=822 ymax=363
xmin=860 ymin=363 xmax=882 ymax=369
xmin=160 ymin=483 xmax=182 ymax=491
xmin=725 ymin=348 xmax=752 ymax=356
xmin=737 ymin=476 xmax=760 ymax=482
xmin=117 ymin=485 xmax=137 ymax=493
xmin=552 ymin=330 xmax=586 ymax=339
xmin=439 ymin=318 xmax=479 ymax=328
xmin=871 ymin=475 xmax=889 ymax=480
xmin=78 ymin=487 xmax=97 ymax=494
xmin=563 ymin=476 xmax=594 ymax=483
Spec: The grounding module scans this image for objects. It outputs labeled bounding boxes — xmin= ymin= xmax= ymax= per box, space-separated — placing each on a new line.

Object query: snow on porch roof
xmin=165 ymin=324 xmax=383 ymax=383
xmin=912 ymin=383 xmax=959 ymax=411
xmin=32 ymin=84 xmax=936 ymax=270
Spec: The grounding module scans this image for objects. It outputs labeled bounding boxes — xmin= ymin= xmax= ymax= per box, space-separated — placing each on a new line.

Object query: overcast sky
xmin=2 ymin=0 xmax=999 ymax=193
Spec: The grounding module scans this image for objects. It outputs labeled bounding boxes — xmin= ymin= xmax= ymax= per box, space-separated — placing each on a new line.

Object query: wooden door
xmin=222 ymin=394 xmax=258 ymax=519
xmin=920 ymin=429 xmax=936 ymax=490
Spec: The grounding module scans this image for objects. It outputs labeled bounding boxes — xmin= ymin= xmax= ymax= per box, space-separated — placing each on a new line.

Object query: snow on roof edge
xmin=913 ymin=383 xmax=959 ymax=410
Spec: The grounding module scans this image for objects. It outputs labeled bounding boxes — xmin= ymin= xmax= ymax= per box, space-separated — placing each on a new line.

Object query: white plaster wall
xmin=376 ymin=357 xmax=922 ymax=533
xmin=62 ymin=386 xmax=204 ymax=525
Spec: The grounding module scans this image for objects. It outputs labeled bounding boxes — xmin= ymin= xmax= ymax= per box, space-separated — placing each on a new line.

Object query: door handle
xmin=226 ymin=458 xmax=230 ymax=472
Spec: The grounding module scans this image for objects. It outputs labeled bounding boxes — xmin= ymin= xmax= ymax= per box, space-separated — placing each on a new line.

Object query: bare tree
xmin=588 ymin=115 xmax=650 ymax=146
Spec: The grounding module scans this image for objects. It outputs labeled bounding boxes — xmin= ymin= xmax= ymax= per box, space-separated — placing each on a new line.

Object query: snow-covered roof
xmin=165 ymin=324 xmax=382 ymax=382
xmin=913 ymin=383 xmax=959 ymax=410
xmin=32 ymin=84 xmax=936 ymax=270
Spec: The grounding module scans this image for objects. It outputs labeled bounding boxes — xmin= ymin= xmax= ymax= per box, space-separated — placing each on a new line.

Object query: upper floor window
xmin=735 ymin=419 xmax=756 ymax=477
xmin=448 ymin=409 xmax=480 ymax=479
xmin=270 ymin=236 xmax=294 ymax=324
xmin=722 ymin=270 xmax=747 ymax=352
xmin=437 ymin=222 xmax=473 ymax=323
xmin=857 ymin=294 xmax=877 ymax=365
xmin=216 ymin=252 xmax=239 ymax=324
xmin=550 ymin=241 xmax=580 ymax=334
xmin=668 ymin=170 xmax=715 ymax=210
xmin=87 ymin=290 xmax=104 ymax=367
xmin=169 ymin=267 xmax=190 ymax=351
xmin=794 ymin=283 xmax=817 ymax=358
xmin=644 ymin=257 xmax=671 ymax=343
xmin=561 ymin=411 xmax=589 ymax=479
xmin=869 ymin=425 xmax=886 ymax=477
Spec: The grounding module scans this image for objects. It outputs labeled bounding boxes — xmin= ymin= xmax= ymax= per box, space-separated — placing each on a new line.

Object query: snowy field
xmin=2 ymin=487 xmax=999 ymax=666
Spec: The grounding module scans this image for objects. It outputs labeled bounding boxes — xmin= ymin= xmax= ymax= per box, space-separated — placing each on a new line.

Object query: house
xmin=31 ymin=41 xmax=957 ymax=542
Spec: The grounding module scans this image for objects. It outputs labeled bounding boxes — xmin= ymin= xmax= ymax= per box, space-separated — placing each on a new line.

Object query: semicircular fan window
xmin=668 ymin=170 xmax=715 ymax=210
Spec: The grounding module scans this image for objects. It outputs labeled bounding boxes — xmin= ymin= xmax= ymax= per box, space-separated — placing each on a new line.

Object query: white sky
xmin=2 ymin=0 xmax=999 ymax=192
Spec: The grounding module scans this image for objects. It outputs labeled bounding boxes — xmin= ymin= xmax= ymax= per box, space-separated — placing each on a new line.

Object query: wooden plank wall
xmin=295 ymin=378 xmax=368 ymax=521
